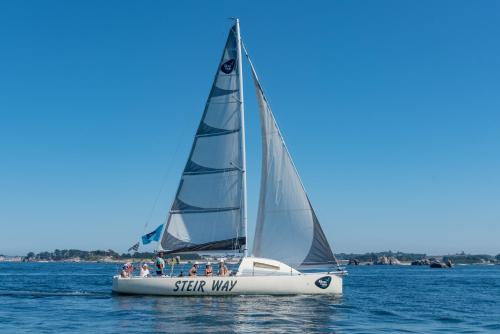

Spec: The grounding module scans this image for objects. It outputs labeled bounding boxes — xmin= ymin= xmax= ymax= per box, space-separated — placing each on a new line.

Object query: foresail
xmin=247 ymin=55 xmax=336 ymax=267
xmin=160 ymin=23 xmax=246 ymax=254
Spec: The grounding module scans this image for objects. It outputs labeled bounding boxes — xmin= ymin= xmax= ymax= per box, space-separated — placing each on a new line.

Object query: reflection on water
xmin=111 ymin=294 xmax=343 ymax=333
xmin=233 ymin=295 xmax=343 ymax=333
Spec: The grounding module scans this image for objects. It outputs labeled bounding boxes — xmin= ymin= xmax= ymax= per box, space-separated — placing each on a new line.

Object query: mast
xmin=235 ymin=18 xmax=248 ymax=256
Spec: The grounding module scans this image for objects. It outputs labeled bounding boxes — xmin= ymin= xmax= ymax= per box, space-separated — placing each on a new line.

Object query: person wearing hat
xmin=140 ymin=263 xmax=151 ymax=278
xmin=218 ymin=259 xmax=228 ymax=277
xmin=120 ymin=264 xmax=129 ymax=278
xmin=204 ymin=262 xmax=213 ymax=276
xmin=120 ymin=262 xmax=133 ymax=278
xmin=189 ymin=262 xmax=199 ymax=277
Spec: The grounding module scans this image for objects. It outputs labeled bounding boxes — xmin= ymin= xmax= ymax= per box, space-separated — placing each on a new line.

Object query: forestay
xmin=160 ymin=23 xmax=246 ymax=253
xmin=247 ymin=54 xmax=336 ymax=267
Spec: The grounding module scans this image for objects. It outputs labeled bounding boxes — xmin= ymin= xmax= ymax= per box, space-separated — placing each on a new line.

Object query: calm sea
xmin=0 ymin=262 xmax=499 ymax=333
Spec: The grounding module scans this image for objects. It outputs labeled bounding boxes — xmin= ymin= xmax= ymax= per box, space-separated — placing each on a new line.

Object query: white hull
xmin=112 ymin=272 xmax=343 ymax=296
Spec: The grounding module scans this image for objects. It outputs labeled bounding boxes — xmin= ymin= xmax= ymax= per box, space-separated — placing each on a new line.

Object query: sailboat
xmin=112 ymin=19 xmax=345 ymax=296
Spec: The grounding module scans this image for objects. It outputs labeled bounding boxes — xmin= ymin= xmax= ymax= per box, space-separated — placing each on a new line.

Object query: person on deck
xmin=120 ymin=264 xmax=130 ymax=278
xmin=140 ymin=263 xmax=151 ymax=278
xmin=155 ymin=253 xmax=165 ymax=276
xmin=189 ymin=262 xmax=199 ymax=277
xmin=205 ymin=263 xmax=213 ymax=276
xmin=120 ymin=262 xmax=133 ymax=278
xmin=218 ymin=260 xmax=228 ymax=277
xmin=126 ymin=262 xmax=134 ymax=276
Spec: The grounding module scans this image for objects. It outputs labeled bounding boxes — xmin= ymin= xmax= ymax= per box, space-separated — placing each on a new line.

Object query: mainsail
xmin=246 ymin=53 xmax=336 ymax=267
xmin=160 ymin=22 xmax=247 ymax=253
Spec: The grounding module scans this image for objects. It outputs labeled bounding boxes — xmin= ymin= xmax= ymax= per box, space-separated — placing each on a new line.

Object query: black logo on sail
xmin=315 ymin=276 xmax=332 ymax=289
xmin=220 ymin=59 xmax=235 ymax=74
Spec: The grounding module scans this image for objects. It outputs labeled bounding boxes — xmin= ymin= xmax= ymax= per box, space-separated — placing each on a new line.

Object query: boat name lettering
xmin=172 ymin=280 xmax=237 ymax=292
xmin=212 ymin=279 xmax=237 ymax=291
xmin=173 ymin=280 xmax=207 ymax=292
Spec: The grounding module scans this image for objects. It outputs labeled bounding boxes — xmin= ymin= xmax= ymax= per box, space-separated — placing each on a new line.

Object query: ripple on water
xmin=434 ymin=316 xmax=464 ymax=324
xmin=483 ymin=323 xmax=500 ymax=331
xmin=0 ymin=289 xmax=109 ymax=298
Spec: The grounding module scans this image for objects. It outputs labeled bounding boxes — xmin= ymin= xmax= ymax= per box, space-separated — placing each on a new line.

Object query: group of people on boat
xmin=187 ymin=260 xmax=228 ymax=277
xmin=120 ymin=262 xmax=151 ymax=278
xmin=120 ymin=252 xmax=230 ymax=278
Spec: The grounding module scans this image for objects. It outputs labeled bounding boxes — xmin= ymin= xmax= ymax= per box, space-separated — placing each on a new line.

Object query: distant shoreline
xmin=1 ymin=249 xmax=499 ymax=265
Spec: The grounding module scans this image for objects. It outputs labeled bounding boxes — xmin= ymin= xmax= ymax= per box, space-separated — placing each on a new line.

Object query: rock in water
xmin=411 ymin=259 xmax=430 ymax=266
xmin=430 ymin=260 xmax=452 ymax=268
xmin=348 ymin=259 xmax=360 ymax=265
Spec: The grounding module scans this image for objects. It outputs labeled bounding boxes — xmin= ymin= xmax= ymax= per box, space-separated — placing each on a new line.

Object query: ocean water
xmin=0 ymin=263 xmax=499 ymax=333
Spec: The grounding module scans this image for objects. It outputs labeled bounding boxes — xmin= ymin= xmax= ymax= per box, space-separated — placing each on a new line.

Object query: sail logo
xmin=315 ymin=276 xmax=332 ymax=289
xmin=220 ymin=59 xmax=235 ymax=74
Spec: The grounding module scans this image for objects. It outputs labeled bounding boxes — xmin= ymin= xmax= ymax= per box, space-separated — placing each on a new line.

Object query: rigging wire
xmin=142 ymin=121 xmax=190 ymax=235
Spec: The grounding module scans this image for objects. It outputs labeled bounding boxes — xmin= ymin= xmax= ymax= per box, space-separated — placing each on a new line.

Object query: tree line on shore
xmin=335 ymin=251 xmax=500 ymax=264
xmin=19 ymin=249 xmax=500 ymax=264
xmin=23 ymin=249 xmax=200 ymax=262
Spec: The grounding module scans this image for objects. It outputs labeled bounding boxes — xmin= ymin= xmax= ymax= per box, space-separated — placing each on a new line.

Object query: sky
xmin=1 ymin=1 xmax=499 ymax=256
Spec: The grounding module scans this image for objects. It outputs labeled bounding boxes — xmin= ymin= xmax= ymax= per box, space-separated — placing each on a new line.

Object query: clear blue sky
xmin=1 ymin=1 xmax=499 ymax=256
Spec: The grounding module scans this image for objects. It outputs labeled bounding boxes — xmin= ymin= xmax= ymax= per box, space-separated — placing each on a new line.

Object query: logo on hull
xmin=315 ymin=276 xmax=332 ymax=289
xmin=220 ymin=59 xmax=236 ymax=74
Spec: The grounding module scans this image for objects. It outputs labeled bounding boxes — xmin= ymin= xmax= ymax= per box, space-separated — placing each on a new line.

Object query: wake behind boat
xmin=112 ymin=19 xmax=345 ymax=296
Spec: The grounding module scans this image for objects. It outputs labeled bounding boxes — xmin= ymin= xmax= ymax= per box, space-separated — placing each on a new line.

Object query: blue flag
xmin=142 ymin=224 xmax=164 ymax=245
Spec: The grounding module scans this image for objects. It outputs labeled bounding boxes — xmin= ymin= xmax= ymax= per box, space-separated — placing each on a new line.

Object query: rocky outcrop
xmin=411 ymin=259 xmax=430 ymax=266
xmin=348 ymin=259 xmax=360 ymax=265
xmin=374 ymin=256 xmax=401 ymax=265
xmin=430 ymin=260 xmax=453 ymax=268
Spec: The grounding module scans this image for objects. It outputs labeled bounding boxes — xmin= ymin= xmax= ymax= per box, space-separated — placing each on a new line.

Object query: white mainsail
xmin=160 ymin=22 xmax=246 ymax=253
xmin=246 ymin=53 xmax=336 ymax=267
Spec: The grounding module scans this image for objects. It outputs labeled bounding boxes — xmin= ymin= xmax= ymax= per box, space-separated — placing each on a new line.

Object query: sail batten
xmin=159 ymin=23 xmax=246 ymax=254
xmin=196 ymin=127 xmax=240 ymax=138
xmin=183 ymin=165 xmax=239 ymax=176
xmin=170 ymin=208 xmax=240 ymax=214
xmin=171 ymin=197 xmax=240 ymax=213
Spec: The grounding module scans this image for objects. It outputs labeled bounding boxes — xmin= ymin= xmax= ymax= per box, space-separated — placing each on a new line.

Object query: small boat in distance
xmin=112 ymin=19 xmax=345 ymax=296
